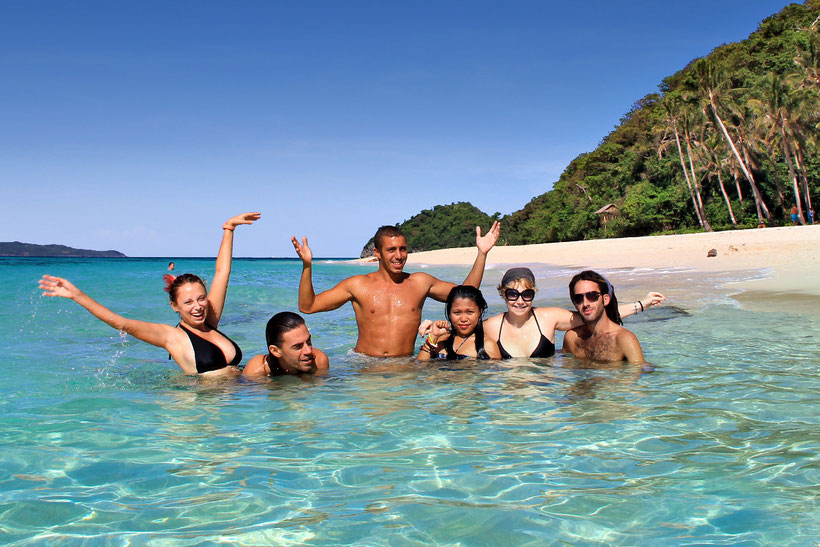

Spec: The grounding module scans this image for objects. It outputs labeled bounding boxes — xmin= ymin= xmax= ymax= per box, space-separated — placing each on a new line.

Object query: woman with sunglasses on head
xmin=38 ymin=212 xmax=261 ymax=376
xmin=484 ymin=267 xmax=664 ymax=359
xmin=417 ymin=285 xmax=501 ymax=360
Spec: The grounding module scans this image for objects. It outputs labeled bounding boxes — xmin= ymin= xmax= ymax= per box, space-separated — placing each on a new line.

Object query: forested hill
xmin=0 ymin=242 xmax=126 ymax=257
xmin=360 ymin=202 xmax=496 ymax=257
xmin=364 ymin=1 xmax=820 ymax=255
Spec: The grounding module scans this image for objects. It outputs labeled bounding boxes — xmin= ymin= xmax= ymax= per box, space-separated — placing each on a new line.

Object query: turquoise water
xmin=2 ymin=257 xmax=819 ymax=544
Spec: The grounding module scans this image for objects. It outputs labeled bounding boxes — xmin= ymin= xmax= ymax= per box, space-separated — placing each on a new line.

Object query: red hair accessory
xmin=162 ymin=274 xmax=177 ymax=292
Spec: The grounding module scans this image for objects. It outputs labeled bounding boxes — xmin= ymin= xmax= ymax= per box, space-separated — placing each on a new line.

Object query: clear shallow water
xmin=2 ymin=257 xmax=819 ymax=544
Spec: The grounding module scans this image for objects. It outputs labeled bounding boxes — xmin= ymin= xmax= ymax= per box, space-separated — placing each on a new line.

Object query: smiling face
xmin=502 ymin=280 xmax=536 ymax=317
xmin=572 ymin=279 xmax=609 ymax=323
xmin=449 ymin=297 xmax=481 ymax=337
xmin=170 ymin=282 xmax=209 ymax=326
xmin=270 ymin=324 xmax=316 ymax=374
xmin=374 ymin=235 xmax=407 ymax=275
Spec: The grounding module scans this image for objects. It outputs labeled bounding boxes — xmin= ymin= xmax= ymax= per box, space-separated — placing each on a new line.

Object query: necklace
xmin=454 ymin=333 xmax=474 ymax=353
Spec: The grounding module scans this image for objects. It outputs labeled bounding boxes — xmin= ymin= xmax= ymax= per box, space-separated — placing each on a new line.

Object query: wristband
xmin=639 ymin=300 xmax=644 ymax=312
xmin=223 ymin=223 xmax=235 ymax=231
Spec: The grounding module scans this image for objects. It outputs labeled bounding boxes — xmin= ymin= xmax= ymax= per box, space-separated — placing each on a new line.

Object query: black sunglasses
xmin=505 ymin=288 xmax=535 ymax=302
xmin=572 ymin=291 xmax=602 ymax=305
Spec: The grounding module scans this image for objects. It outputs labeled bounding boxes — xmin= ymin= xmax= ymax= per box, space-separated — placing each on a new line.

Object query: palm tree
xmin=693 ymin=59 xmax=772 ymax=224
xmin=659 ymin=95 xmax=711 ymax=230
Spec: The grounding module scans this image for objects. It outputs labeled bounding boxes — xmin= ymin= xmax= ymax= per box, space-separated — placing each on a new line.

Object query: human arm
xmin=482 ymin=336 xmax=501 ymax=359
xmin=209 ymin=212 xmax=261 ymax=325
xmin=619 ymin=292 xmax=665 ymax=319
xmin=618 ymin=331 xmax=646 ymax=365
xmin=313 ymin=348 xmax=330 ymax=372
xmin=292 ymin=235 xmax=353 ymax=313
xmin=462 ymin=221 xmax=501 ymax=288
xmin=39 ymin=275 xmax=176 ymax=349
xmin=416 ymin=320 xmax=450 ymax=361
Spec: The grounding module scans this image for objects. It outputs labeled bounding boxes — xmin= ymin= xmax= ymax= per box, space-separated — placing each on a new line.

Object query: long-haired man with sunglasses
xmin=562 ymin=270 xmax=645 ymax=365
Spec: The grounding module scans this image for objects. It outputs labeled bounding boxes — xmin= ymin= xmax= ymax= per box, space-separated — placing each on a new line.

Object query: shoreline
xmin=396 ymin=225 xmax=820 ymax=313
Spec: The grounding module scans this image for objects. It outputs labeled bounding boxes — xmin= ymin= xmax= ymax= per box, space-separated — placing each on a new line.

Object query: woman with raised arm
xmin=39 ymin=212 xmax=261 ymax=376
xmin=483 ymin=267 xmax=664 ymax=359
xmin=417 ymin=285 xmax=501 ymax=360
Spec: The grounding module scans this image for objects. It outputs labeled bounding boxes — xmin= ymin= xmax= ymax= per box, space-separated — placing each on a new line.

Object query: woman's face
xmin=171 ymin=282 xmax=209 ymax=326
xmin=502 ymin=281 xmax=535 ymax=316
xmin=449 ymin=297 xmax=481 ymax=337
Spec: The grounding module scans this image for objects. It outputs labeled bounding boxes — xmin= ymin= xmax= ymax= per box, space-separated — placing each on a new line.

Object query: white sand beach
xmin=401 ymin=225 xmax=820 ymax=314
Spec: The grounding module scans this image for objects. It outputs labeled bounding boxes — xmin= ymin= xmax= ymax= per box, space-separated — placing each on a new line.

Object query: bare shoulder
xmin=314 ymin=348 xmax=330 ymax=371
xmin=615 ymin=327 xmax=639 ymax=345
xmin=407 ymin=271 xmax=438 ymax=286
xmin=483 ymin=313 xmax=503 ymax=340
xmin=242 ymin=354 xmax=269 ymax=379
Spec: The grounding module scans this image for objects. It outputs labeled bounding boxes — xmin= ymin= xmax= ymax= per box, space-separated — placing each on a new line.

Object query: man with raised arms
xmin=561 ymin=270 xmax=646 ymax=365
xmin=291 ymin=223 xmax=500 ymax=357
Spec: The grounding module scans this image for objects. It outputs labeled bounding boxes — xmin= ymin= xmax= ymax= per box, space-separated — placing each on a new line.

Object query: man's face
xmin=374 ymin=236 xmax=407 ymax=274
xmin=270 ymin=324 xmax=316 ymax=373
xmin=572 ymin=279 xmax=609 ymax=323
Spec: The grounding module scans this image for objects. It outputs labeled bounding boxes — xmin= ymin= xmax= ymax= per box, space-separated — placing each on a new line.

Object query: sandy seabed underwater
xmin=2 ymin=257 xmax=819 ymax=545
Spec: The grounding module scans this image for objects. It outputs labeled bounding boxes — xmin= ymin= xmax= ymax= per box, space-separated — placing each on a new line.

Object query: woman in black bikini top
xmin=417 ymin=285 xmax=501 ymax=361
xmin=39 ymin=212 xmax=260 ymax=375
xmin=484 ymin=267 xmax=664 ymax=359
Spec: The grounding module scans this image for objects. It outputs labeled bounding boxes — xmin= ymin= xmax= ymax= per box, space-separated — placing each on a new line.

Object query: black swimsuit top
xmin=497 ymin=310 xmax=555 ymax=359
xmin=177 ymin=323 xmax=242 ymax=373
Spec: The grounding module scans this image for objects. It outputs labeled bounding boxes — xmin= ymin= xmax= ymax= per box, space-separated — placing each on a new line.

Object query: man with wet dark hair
xmin=562 ymin=270 xmax=646 ymax=365
xmin=291 ymin=222 xmax=500 ymax=357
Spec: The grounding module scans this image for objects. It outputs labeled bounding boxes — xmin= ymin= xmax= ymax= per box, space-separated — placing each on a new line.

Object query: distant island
xmin=0 ymin=241 xmax=126 ymax=258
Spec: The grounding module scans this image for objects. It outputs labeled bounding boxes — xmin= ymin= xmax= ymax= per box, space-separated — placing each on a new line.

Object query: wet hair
xmin=442 ymin=285 xmax=491 ymax=360
xmin=373 ymin=225 xmax=405 ymax=251
xmin=265 ymin=312 xmax=307 ymax=374
xmin=163 ymin=273 xmax=207 ymax=302
xmin=568 ymin=270 xmax=622 ymax=325
xmin=497 ymin=267 xmax=536 ymax=295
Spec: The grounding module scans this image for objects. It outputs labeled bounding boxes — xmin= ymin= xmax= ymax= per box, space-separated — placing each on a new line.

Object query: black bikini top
xmin=177 ymin=323 xmax=242 ymax=373
xmin=497 ymin=310 xmax=555 ymax=359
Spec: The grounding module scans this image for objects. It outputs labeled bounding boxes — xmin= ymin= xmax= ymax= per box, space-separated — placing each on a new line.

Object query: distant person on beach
xmin=39 ymin=212 xmax=261 ymax=376
xmin=561 ymin=270 xmax=646 ymax=365
xmin=242 ymin=312 xmax=329 ymax=379
xmin=416 ymin=285 xmax=500 ymax=360
xmin=291 ymin=223 xmax=500 ymax=357
xmin=809 ymin=208 xmax=815 ymax=225
xmin=168 ymin=262 xmax=175 ymax=271
xmin=483 ymin=267 xmax=663 ymax=359
xmin=791 ymin=204 xmax=799 ymax=225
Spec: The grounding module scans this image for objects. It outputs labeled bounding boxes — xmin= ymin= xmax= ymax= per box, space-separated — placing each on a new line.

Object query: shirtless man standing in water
xmin=291 ymin=223 xmax=500 ymax=357
xmin=562 ymin=270 xmax=646 ymax=365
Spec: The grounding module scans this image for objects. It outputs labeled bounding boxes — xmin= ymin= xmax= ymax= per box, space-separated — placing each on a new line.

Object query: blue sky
xmin=1 ymin=0 xmax=792 ymax=257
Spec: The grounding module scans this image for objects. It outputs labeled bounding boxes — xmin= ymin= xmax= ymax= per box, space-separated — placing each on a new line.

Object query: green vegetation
xmin=365 ymin=2 xmax=820 ymax=254
xmin=360 ymin=202 xmax=495 ymax=256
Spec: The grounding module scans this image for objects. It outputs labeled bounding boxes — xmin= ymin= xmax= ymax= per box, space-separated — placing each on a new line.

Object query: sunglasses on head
xmin=504 ymin=288 xmax=535 ymax=302
xmin=572 ymin=291 xmax=602 ymax=305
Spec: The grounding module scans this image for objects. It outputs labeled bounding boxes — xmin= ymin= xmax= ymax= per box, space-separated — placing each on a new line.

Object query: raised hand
xmin=428 ymin=320 xmax=451 ymax=345
xmin=641 ymin=292 xmax=666 ymax=308
xmin=476 ymin=221 xmax=501 ymax=255
xmin=223 ymin=212 xmax=261 ymax=231
xmin=39 ymin=275 xmax=81 ymax=300
xmin=418 ymin=319 xmax=434 ymax=338
xmin=291 ymin=235 xmax=313 ymax=266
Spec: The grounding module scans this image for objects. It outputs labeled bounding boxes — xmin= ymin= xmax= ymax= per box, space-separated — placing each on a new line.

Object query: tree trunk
xmin=708 ymin=88 xmax=771 ymax=223
xmin=715 ymin=170 xmax=738 ymax=227
xmin=793 ymin=144 xmax=813 ymax=214
xmin=685 ymin=137 xmax=712 ymax=231
xmin=765 ymin=147 xmax=789 ymax=219
xmin=779 ymin=127 xmax=806 ymax=224
xmin=672 ymin=123 xmax=708 ymax=230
